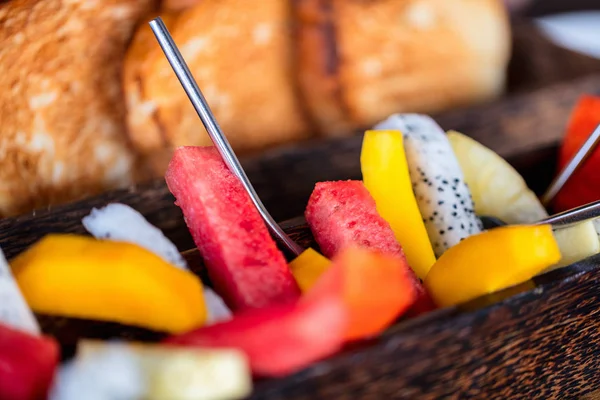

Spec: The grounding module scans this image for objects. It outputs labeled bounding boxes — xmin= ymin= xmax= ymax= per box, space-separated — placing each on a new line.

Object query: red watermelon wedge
xmin=0 ymin=323 xmax=59 ymax=400
xmin=164 ymin=294 xmax=346 ymax=377
xmin=554 ymin=95 xmax=600 ymax=212
xmin=305 ymin=180 xmax=436 ymax=315
xmin=165 ymin=146 xmax=300 ymax=312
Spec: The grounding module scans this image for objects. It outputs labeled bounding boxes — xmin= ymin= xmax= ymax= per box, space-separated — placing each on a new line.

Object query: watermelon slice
xmin=305 ymin=180 xmax=436 ymax=314
xmin=164 ymin=295 xmax=346 ymax=377
xmin=165 ymin=146 xmax=300 ymax=312
xmin=305 ymin=246 xmax=416 ymax=341
xmin=554 ymin=95 xmax=600 ymax=212
xmin=0 ymin=323 xmax=59 ymax=400
xmin=305 ymin=180 xmax=404 ymax=258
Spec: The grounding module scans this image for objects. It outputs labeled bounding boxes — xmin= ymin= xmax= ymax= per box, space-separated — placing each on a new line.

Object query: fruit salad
xmin=0 ymin=102 xmax=599 ymax=399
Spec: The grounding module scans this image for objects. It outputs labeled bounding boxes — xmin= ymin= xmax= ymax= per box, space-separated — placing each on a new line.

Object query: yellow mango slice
xmin=11 ymin=234 xmax=206 ymax=333
xmin=424 ymin=225 xmax=561 ymax=307
xmin=361 ymin=129 xmax=436 ymax=279
xmin=289 ymin=248 xmax=331 ymax=292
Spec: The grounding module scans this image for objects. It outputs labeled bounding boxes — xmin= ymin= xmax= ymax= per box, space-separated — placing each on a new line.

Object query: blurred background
xmin=0 ymin=0 xmax=599 ymax=219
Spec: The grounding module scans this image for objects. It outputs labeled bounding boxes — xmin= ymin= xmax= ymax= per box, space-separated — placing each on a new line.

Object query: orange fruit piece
xmin=288 ymin=248 xmax=331 ymax=293
xmin=305 ymin=246 xmax=417 ymax=341
xmin=11 ymin=234 xmax=206 ymax=333
xmin=424 ymin=225 xmax=561 ymax=307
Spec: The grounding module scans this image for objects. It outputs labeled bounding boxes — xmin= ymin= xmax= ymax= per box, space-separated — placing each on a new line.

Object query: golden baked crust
xmin=294 ymin=0 xmax=356 ymax=137
xmin=161 ymin=0 xmax=201 ymax=12
xmin=0 ymin=0 xmax=511 ymax=217
xmin=0 ymin=0 xmax=156 ymax=217
xmin=124 ymin=0 xmax=313 ymax=175
xmin=296 ymin=0 xmax=511 ymax=134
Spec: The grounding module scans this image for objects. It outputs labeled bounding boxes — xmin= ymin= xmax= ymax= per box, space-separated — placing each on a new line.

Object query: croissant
xmin=296 ymin=0 xmax=511 ymax=136
xmin=124 ymin=0 xmax=312 ymax=175
xmin=125 ymin=0 xmax=510 ymax=174
xmin=0 ymin=0 xmax=157 ymax=218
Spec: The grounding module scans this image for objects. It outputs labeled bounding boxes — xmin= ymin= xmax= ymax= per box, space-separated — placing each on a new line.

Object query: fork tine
xmin=541 ymin=124 xmax=600 ymax=207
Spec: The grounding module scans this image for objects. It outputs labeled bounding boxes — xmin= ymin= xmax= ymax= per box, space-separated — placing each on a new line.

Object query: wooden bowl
xmin=2 ymin=72 xmax=600 ymax=398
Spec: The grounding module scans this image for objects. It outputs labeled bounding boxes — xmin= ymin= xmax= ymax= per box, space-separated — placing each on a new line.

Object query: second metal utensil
xmin=481 ymin=199 xmax=600 ymax=230
xmin=536 ymin=199 xmax=600 ymax=229
xmin=149 ymin=17 xmax=304 ymax=257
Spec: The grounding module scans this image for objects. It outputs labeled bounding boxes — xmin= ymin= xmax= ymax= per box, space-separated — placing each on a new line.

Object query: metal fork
xmin=149 ymin=17 xmax=304 ymax=257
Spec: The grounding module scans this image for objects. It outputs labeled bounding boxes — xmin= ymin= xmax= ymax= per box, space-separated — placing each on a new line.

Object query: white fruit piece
xmin=447 ymin=130 xmax=600 ymax=268
xmin=547 ymin=221 xmax=600 ymax=271
xmin=50 ymin=341 xmax=252 ymax=400
xmin=594 ymin=220 xmax=600 ymax=241
xmin=0 ymin=247 xmax=40 ymax=334
xmin=82 ymin=203 xmax=187 ymax=269
xmin=49 ymin=343 xmax=146 ymax=400
xmin=374 ymin=114 xmax=483 ymax=257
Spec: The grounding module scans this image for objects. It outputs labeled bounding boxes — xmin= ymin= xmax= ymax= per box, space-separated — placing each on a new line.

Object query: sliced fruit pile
xmin=373 ymin=115 xmax=483 ymax=258
xmin=447 ymin=129 xmax=600 ymax=270
xmin=361 ymin=129 xmax=435 ymax=279
xmin=304 ymin=180 xmax=435 ymax=315
xmin=1 ymin=103 xmax=598 ymax=399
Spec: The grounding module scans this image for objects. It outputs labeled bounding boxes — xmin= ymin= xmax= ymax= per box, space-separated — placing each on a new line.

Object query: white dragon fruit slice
xmin=374 ymin=114 xmax=483 ymax=257
xmin=49 ymin=343 xmax=146 ymax=400
xmin=0 ymin=247 xmax=40 ymax=334
xmin=82 ymin=203 xmax=187 ymax=269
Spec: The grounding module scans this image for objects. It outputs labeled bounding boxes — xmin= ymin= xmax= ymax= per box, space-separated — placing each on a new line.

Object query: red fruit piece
xmin=164 ymin=296 xmax=346 ymax=377
xmin=305 ymin=246 xmax=416 ymax=341
xmin=305 ymin=180 xmax=436 ymax=314
xmin=165 ymin=146 xmax=300 ymax=311
xmin=0 ymin=323 xmax=59 ymax=400
xmin=554 ymin=95 xmax=600 ymax=212
xmin=305 ymin=180 xmax=403 ymax=258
